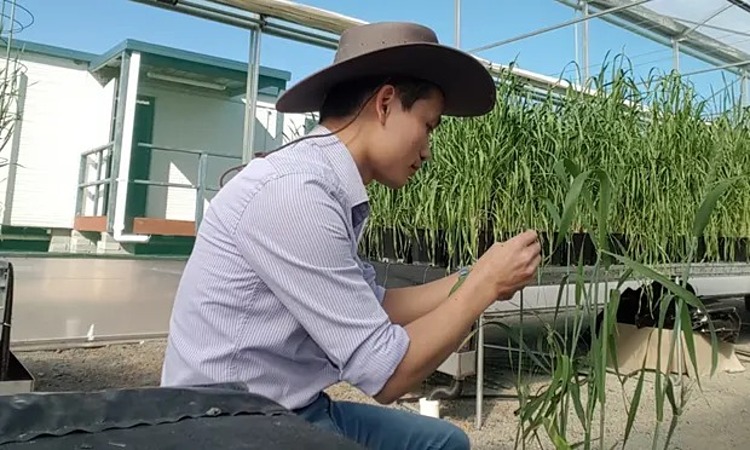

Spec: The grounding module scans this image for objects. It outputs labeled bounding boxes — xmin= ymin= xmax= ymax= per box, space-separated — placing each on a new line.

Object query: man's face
xmin=367 ymin=86 xmax=444 ymax=189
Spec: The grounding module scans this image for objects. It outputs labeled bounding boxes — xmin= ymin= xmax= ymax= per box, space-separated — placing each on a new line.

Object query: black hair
xmin=318 ymin=75 xmax=440 ymax=122
xmin=219 ymin=75 xmax=440 ymax=187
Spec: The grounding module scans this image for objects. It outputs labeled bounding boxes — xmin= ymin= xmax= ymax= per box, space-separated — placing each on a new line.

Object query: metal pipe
xmin=130 ymin=0 xmax=340 ymax=48
xmin=677 ymin=3 xmax=732 ymax=40
xmin=78 ymin=179 xmax=113 ymax=189
xmin=468 ymin=0 xmax=653 ymax=54
xmin=0 ymin=262 xmax=14 ymax=382
xmin=243 ymin=26 xmax=262 ymax=163
xmin=131 ymin=0 xmax=597 ymax=100
xmin=81 ymin=142 xmax=115 ymax=157
xmin=210 ymin=0 xmax=366 ymax=34
xmin=454 ymin=0 xmax=461 ymax=48
xmin=475 ymin=314 xmax=484 ymax=429
xmin=138 ymin=142 xmax=240 ymax=159
xmin=106 ymin=51 xmax=129 ymax=234
xmin=130 ymin=0 xmax=259 ymax=28
xmin=3 ymin=72 xmax=26 ymax=225
xmin=554 ymin=0 xmax=750 ymax=77
xmin=75 ymin=153 xmax=87 ymax=216
xmin=130 ymin=180 xmax=195 ymax=189
xmin=195 ymin=153 xmax=208 ymax=230
xmin=111 ymin=50 xmax=151 ymax=244
xmin=95 ymin=149 xmax=104 ymax=216
xmin=582 ymin=0 xmax=589 ymax=82
xmin=266 ymin=23 xmax=338 ymax=49
xmin=676 ymin=58 xmax=750 ymax=78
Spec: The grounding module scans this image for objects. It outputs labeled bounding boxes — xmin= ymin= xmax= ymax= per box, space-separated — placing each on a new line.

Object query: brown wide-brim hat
xmin=275 ymin=22 xmax=496 ymax=117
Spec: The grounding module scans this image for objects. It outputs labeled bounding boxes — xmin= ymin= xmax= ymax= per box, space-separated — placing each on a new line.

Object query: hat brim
xmin=275 ymin=43 xmax=497 ymax=117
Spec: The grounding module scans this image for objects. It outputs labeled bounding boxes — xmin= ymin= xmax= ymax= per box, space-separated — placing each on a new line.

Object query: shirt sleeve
xmin=234 ymin=173 xmax=410 ymax=397
xmin=360 ymin=259 xmax=386 ymax=304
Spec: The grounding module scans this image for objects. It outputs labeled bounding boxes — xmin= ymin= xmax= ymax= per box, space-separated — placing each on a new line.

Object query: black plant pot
xmin=477 ymin=226 xmax=494 ymax=258
xmin=410 ymin=228 xmax=441 ymax=265
xmin=538 ymin=232 xmax=568 ymax=266
xmin=380 ymin=228 xmax=412 ymax=262
xmin=565 ymin=233 xmax=597 ymax=266
xmin=717 ymin=237 xmax=749 ymax=263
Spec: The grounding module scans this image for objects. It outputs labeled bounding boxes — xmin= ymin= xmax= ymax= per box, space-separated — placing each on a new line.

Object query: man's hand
xmin=373 ymin=230 xmax=542 ymax=404
xmin=466 ymin=230 xmax=541 ymax=301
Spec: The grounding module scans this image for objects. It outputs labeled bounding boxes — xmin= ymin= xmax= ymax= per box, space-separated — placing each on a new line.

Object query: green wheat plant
xmin=361 ymin=54 xmax=750 ymax=268
xmin=363 ymin=52 xmax=749 ymax=448
xmin=504 ymin=159 xmax=741 ymax=449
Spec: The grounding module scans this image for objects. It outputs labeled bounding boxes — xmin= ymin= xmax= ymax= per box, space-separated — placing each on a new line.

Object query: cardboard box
xmin=608 ymin=323 xmax=745 ymax=377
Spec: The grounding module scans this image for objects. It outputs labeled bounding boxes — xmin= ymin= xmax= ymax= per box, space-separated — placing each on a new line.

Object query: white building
xmin=0 ymin=38 xmax=314 ymax=255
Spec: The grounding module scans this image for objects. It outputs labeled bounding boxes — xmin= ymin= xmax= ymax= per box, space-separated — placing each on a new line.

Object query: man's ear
xmin=375 ymin=85 xmax=397 ymax=125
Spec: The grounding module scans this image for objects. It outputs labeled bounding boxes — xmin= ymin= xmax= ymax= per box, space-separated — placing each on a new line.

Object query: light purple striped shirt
xmin=160 ymin=126 xmax=411 ymax=410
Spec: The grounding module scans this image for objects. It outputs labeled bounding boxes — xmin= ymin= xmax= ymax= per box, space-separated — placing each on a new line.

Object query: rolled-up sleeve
xmin=234 ymin=173 xmax=409 ymax=396
xmin=361 ymin=260 xmax=386 ymax=304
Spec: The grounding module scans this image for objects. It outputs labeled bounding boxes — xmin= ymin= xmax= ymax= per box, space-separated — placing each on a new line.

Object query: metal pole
xmin=467 ymin=0 xmax=652 ymax=54
xmin=582 ymin=0 xmax=590 ymax=83
xmin=130 ymin=0 xmax=339 ymax=50
xmin=574 ymin=19 xmax=579 ymax=86
xmin=75 ymin=153 xmax=87 ymax=217
xmin=672 ymin=38 xmax=680 ymax=72
xmin=243 ymin=25 xmax=262 ymax=164
xmin=107 ymin=51 xmax=131 ymax=233
xmin=195 ymin=153 xmax=208 ymax=231
xmin=741 ymin=70 xmax=748 ymax=106
xmin=474 ymin=314 xmax=484 ymax=429
xmin=454 ymin=0 xmax=461 ymax=48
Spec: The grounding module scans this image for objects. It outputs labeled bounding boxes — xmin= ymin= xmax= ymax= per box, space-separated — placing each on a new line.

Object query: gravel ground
xmin=14 ymin=299 xmax=750 ymax=450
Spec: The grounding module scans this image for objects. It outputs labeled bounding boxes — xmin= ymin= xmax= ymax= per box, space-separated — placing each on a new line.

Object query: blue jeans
xmin=294 ymin=393 xmax=471 ymax=450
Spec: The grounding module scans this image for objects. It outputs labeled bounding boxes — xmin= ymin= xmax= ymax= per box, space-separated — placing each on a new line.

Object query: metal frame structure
xmin=555 ymin=0 xmax=750 ymax=75
xmin=130 ymin=0 xmax=750 ymax=432
xmin=132 ymin=0 xmax=750 ymax=163
xmin=129 ymin=0 xmax=626 ymax=159
xmin=551 ymin=0 xmax=750 ymax=108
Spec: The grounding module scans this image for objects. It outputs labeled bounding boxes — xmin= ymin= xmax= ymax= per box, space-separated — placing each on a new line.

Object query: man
xmin=161 ymin=21 xmax=542 ymax=450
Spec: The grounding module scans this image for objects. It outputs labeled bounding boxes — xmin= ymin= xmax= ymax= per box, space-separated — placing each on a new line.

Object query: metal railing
xmin=131 ymin=143 xmax=241 ymax=228
xmin=75 ymin=142 xmax=241 ymax=231
xmin=75 ymin=142 xmax=114 ymax=217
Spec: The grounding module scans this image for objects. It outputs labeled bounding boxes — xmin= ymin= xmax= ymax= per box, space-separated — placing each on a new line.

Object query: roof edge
xmin=8 ymin=39 xmax=98 ymax=64
xmin=89 ymin=38 xmax=291 ymax=81
xmin=9 ymin=38 xmax=291 ymax=82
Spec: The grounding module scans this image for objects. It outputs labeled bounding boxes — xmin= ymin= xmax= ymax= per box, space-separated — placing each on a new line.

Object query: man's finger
xmin=513 ymin=230 xmax=538 ymax=246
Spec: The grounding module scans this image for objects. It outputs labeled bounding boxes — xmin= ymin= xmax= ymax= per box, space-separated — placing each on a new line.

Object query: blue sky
xmin=14 ymin=0 xmax=745 ymax=110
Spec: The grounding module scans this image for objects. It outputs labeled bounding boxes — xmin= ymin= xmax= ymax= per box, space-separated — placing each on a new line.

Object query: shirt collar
xmin=307 ymin=125 xmax=369 ymax=208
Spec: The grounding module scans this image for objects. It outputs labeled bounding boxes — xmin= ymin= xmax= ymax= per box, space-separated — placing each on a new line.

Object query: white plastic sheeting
xmin=644 ymin=0 xmax=750 ymax=57
xmin=569 ymin=0 xmax=750 ymax=70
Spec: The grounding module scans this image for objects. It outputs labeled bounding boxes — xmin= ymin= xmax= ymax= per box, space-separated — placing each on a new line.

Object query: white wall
xmin=4 ymin=52 xmax=115 ymax=228
xmin=140 ymin=82 xmax=289 ymax=221
xmin=0 ymin=50 xmax=309 ymax=228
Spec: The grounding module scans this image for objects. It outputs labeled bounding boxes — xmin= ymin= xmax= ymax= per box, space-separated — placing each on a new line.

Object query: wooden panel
xmin=132 ymin=218 xmax=196 ymax=237
xmin=73 ymin=216 xmax=107 ymax=232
